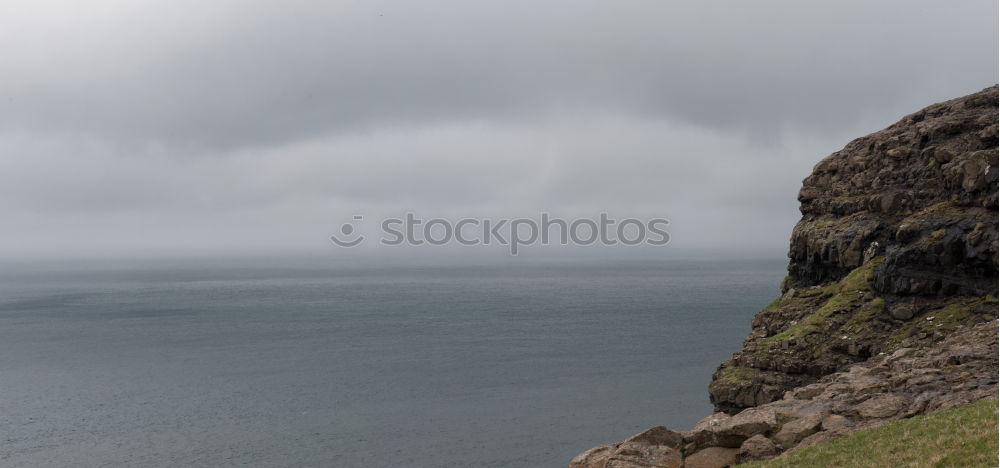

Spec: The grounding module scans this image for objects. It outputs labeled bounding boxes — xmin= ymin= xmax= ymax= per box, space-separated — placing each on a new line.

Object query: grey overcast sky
xmin=0 ymin=0 xmax=996 ymax=259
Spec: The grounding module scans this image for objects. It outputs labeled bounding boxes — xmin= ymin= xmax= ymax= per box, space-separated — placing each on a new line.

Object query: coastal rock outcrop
xmin=709 ymin=85 xmax=998 ymax=413
xmin=570 ymin=320 xmax=998 ymax=467
xmin=570 ymin=85 xmax=999 ymax=467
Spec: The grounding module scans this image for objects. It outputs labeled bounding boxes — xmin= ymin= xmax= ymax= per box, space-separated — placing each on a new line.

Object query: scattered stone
xmin=887 ymin=347 xmax=917 ymax=362
xmin=890 ymin=302 xmax=917 ymax=320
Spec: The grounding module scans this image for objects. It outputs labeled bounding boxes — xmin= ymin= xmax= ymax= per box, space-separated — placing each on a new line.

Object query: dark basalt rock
xmin=709 ymin=85 xmax=999 ymax=414
xmin=788 ymin=86 xmax=997 ymax=293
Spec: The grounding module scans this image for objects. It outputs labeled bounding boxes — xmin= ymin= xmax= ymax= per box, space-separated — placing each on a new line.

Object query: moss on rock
xmin=764 ymin=258 xmax=882 ymax=343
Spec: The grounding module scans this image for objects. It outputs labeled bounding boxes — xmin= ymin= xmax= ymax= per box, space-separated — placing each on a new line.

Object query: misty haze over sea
xmin=0 ymin=257 xmax=783 ymax=467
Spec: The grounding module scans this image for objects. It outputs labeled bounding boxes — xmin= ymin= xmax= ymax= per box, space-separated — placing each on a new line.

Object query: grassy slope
xmin=740 ymin=399 xmax=998 ymax=468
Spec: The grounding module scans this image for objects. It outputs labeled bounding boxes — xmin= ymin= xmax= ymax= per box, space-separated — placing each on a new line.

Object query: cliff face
xmin=709 ymin=85 xmax=999 ymax=413
xmin=569 ymin=86 xmax=999 ymax=468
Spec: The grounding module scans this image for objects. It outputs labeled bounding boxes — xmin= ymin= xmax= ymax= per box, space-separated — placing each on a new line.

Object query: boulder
xmin=713 ymin=407 xmax=778 ymax=447
xmin=570 ymin=426 xmax=686 ymax=468
xmin=890 ymin=302 xmax=917 ymax=320
xmin=820 ymin=414 xmax=851 ymax=431
xmin=623 ymin=426 xmax=683 ymax=448
xmin=771 ymin=412 xmax=825 ymax=449
xmin=683 ymin=447 xmax=738 ymax=468
xmin=679 ymin=429 xmax=717 ymax=455
xmin=736 ymin=434 xmax=778 ymax=463
xmin=692 ymin=413 xmax=731 ymax=432
xmin=569 ymin=445 xmax=614 ymax=468
xmin=788 ymin=384 xmax=824 ymax=400
xmin=856 ymin=394 xmax=907 ymax=419
xmin=606 ymin=442 xmax=682 ymax=468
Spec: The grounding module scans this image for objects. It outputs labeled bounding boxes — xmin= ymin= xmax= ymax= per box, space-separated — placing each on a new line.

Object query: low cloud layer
xmin=1 ymin=0 xmax=996 ymax=259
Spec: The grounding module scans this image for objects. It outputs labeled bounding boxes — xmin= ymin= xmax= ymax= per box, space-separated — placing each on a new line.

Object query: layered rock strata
xmin=570 ymin=85 xmax=999 ymax=468
xmin=710 ymin=85 xmax=998 ymax=413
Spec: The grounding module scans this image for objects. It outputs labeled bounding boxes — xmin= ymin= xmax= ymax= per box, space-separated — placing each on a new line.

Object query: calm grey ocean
xmin=0 ymin=258 xmax=784 ymax=467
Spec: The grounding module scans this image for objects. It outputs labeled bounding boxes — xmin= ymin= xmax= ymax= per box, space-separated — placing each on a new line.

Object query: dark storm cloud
xmin=0 ymin=0 xmax=995 ymax=257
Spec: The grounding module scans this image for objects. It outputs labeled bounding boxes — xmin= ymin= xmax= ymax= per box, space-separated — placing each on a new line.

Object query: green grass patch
xmin=762 ymin=296 xmax=783 ymax=312
xmin=886 ymin=297 xmax=991 ymax=349
xmin=843 ymin=298 xmax=885 ymax=335
xmin=764 ymin=258 xmax=882 ymax=343
xmin=718 ymin=365 xmax=755 ymax=384
xmin=739 ymin=398 xmax=999 ymax=468
xmin=804 ymin=212 xmax=872 ymax=231
xmin=903 ymin=201 xmax=966 ymax=222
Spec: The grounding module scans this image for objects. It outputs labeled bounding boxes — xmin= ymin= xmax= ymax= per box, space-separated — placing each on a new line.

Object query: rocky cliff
xmin=570 ymin=85 xmax=998 ymax=468
xmin=709 ymin=85 xmax=998 ymax=414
